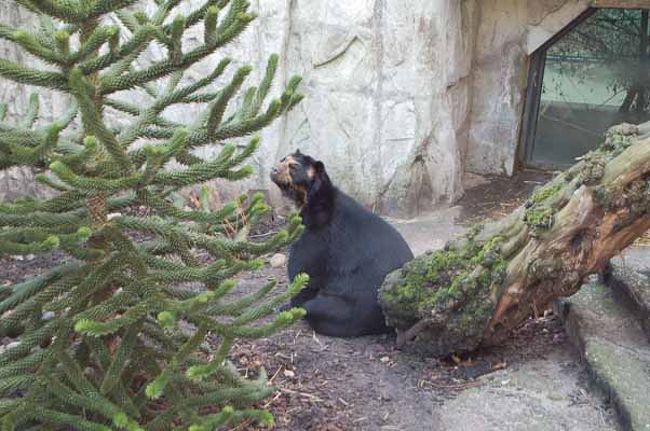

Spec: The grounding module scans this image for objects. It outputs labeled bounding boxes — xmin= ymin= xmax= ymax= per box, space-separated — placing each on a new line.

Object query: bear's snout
xmin=269 ymin=164 xmax=282 ymax=180
xmin=270 ymin=161 xmax=291 ymax=186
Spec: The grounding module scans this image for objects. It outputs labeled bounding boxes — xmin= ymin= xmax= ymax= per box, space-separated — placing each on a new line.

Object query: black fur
xmin=271 ymin=151 xmax=413 ymax=337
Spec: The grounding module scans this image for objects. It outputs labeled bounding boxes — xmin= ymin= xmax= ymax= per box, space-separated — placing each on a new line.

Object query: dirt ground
xmin=457 ymin=170 xmax=554 ymax=224
xmin=228 ymin=268 xmax=578 ymax=431
xmin=0 ymin=249 xmax=606 ymax=431
xmin=224 ymin=169 xmax=617 ymax=431
xmin=0 ymin=169 xmax=619 ymax=430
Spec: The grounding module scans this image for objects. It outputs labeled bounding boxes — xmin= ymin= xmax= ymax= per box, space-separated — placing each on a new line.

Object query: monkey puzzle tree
xmin=380 ymin=123 xmax=650 ymax=356
xmin=0 ymin=0 xmax=306 ymax=429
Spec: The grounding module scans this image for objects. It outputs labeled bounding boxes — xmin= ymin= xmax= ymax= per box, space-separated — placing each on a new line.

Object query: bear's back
xmin=288 ymin=189 xmax=413 ymax=282
xmin=324 ymin=191 xmax=413 ymax=273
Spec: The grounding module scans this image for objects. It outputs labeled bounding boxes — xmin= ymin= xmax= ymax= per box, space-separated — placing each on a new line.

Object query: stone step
xmin=612 ymin=246 xmax=650 ymax=276
xmin=555 ymin=280 xmax=650 ymax=431
xmin=605 ymin=260 xmax=650 ymax=342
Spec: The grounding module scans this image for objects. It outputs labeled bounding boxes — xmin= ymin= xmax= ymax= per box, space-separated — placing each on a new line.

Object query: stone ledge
xmin=605 ymin=261 xmax=650 ymax=342
xmin=555 ymin=281 xmax=650 ymax=431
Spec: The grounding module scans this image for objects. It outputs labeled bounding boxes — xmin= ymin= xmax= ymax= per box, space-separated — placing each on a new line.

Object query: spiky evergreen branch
xmin=0 ymin=0 xmax=305 ymax=429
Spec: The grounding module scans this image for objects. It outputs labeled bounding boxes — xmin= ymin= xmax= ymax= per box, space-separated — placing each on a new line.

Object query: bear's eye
xmin=289 ymin=164 xmax=297 ymax=172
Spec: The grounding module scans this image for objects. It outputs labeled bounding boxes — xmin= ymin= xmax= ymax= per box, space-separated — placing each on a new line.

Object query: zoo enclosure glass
xmin=524 ymin=8 xmax=650 ymax=169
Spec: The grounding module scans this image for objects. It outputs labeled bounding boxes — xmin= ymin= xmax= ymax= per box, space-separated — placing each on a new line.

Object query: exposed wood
xmin=380 ymin=122 xmax=650 ymax=356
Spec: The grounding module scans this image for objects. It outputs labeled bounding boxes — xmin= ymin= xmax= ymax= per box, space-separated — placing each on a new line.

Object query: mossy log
xmin=380 ymin=122 xmax=650 ymax=356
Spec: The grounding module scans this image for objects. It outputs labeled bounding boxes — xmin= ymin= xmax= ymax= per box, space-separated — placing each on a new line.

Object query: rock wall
xmin=275 ymin=0 xmax=478 ymax=215
xmin=0 ymin=0 xmax=596 ymax=216
xmin=0 ymin=3 xmax=70 ymax=202
xmin=465 ymin=0 xmax=590 ymax=176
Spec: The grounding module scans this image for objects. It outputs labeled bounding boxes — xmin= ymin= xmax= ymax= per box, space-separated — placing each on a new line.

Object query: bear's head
xmin=270 ymin=150 xmax=330 ymax=209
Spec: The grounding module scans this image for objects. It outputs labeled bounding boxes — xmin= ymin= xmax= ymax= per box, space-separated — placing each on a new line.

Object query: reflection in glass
xmin=530 ymin=9 xmax=649 ymax=168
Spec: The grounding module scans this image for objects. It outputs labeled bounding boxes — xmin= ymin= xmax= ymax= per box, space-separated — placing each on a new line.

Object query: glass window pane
xmin=529 ymin=9 xmax=650 ymax=169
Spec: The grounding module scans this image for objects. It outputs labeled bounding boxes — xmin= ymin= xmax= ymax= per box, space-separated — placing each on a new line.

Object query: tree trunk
xmin=379 ymin=122 xmax=650 ymax=356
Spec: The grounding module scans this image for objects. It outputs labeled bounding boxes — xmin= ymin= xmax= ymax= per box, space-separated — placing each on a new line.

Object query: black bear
xmin=270 ymin=150 xmax=413 ymax=336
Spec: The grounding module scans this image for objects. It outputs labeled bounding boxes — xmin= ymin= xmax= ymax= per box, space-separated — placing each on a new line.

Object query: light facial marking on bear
xmin=275 ymin=168 xmax=291 ymax=185
xmin=271 ymin=154 xmax=312 ymax=208
xmin=274 ymin=155 xmax=299 ymax=185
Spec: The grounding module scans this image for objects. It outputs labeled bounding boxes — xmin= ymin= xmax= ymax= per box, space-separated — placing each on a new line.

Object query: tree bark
xmin=380 ymin=122 xmax=650 ymax=356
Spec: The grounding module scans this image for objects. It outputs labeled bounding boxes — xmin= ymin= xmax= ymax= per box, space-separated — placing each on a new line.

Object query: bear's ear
xmin=295 ymin=148 xmax=302 ymax=155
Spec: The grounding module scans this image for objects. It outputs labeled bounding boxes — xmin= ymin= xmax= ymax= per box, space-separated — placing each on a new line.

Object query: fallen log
xmin=380 ymin=122 xmax=650 ymax=356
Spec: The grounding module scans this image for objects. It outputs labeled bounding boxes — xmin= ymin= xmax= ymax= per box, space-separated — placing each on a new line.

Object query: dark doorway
xmin=522 ymin=8 xmax=650 ymax=169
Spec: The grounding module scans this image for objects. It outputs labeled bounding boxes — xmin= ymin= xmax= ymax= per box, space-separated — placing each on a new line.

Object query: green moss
xmin=491 ymin=259 xmax=508 ymax=280
xmin=524 ymin=207 xmax=554 ymax=232
xmin=601 ymin=130 xmax=635 ymax=154
xmin=470 ymin=236 xmax=503 ymax=266
xmin=457 ymin=298 xmax=493 ymax=334
xmin=579 ymin=153 xmax=608 ymax=185
xmin=478 ymin=269 xmax=492 ymax=287
xmin=380 ymin=232 xmax=510 ymax=348
xmin=591 ymin=175 xmax=648 ymax=215
xmin=530 ymin=181 xmax=563 ymax=204
xmin=565 ymin=165 xmax=579 ymax=181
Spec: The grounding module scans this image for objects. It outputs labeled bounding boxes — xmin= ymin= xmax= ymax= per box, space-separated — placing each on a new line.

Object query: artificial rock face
xmin=0 ymin=0 xmax=590 ymax=216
